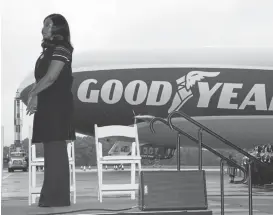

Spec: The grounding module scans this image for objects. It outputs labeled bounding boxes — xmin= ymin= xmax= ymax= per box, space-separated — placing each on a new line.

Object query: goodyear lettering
xmin=77 ymin=79 xmax=98 ymax=103
xmin=218 ymin=83 xmax=243 ymax=109
xmin=197 ymin=82 xmax=272 ymax=111
xmin=124 ymin=80 xmax=148 ymax=105
xmin=101 ymin=80 xmax=123 ymax=104
xmin=77 ymin=78 xmax=272 ymax=111
xmin=146 ymin=81 xmax=172 ymax=106
xmin=197 ymin=82 xmax=223 ymax=107
xmin=238 ymin=84 xmax=267 ymax=111
xmin=78 ymin=79 xmax=172 ymax=106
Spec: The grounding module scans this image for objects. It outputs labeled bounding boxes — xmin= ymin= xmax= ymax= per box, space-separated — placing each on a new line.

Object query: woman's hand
xmin=26 ymin=95 xmax=38 ymax=116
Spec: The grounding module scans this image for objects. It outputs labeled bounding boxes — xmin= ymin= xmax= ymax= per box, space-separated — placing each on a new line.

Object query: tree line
xmin=3 ymin=136 xmax=243 ymax=167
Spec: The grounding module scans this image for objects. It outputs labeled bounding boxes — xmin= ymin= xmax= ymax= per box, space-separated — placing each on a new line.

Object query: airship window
xmin=121 ymin=146 xmax=130 ymax=152
xmin=113 ymin=146 xmax=119 ymax=152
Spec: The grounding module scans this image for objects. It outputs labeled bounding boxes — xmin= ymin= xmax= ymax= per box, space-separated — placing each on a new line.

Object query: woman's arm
xmin=29 ymin=60 xmax=65 ymax=97
xmin=28 ymin=83 xmax=36 ymax=97
xmin=29 ymin=45 xmax=72 ymax=98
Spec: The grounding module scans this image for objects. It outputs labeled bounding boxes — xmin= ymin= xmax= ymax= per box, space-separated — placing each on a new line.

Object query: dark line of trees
xmin=3 ymin=136 xmax=243 ymax=167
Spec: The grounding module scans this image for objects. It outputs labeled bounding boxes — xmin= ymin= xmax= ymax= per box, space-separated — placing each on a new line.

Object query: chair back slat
xmin=94 ymin=124 xmax=140 ymax=157
xmin=67 ymin=142 xmax=73 ymax=158
xmin=31 ymin=145 xmax=36 ymax=160
xmin=95 ymin=125 xmax=137 ymax=139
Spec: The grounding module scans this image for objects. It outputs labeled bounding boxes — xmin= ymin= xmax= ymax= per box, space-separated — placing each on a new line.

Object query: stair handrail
xmin=167 ymin=111 xmax=271 ymax=170
xmin=149 ymin=117 xmax=247 ymax=184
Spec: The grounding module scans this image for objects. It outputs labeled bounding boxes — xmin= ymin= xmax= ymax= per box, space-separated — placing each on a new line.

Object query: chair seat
xmin=101 ymin=156 xmax=141 ymax=161
xmin=32 ymin=157 xmax=44 ymax=162
xmin=30 ymin=186 xmax=75 ymax=194
xmin=30 ymin=157 xmax=74 ymax=164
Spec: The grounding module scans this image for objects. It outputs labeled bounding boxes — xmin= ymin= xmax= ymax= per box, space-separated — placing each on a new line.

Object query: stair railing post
xmin=177 ymin=133 xmax=181 ymax=171
xmin=198 ymin=128 xmax=203 ymax=170
xmin=248 ymin=160 xmax=253 ymax=215
xmin=220 ymin=159 xmax=225 ymax=215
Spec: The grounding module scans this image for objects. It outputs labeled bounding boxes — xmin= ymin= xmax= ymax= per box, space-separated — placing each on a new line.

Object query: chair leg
xmin=73 ymin=162 xmax=76 ymax=204
xmin=138 ymin=161 xmax=142 ymax=189
xmin=97 ymin=163 xmax=102 ymax=202
xmin=97 ymin=164 xmax=99 ymax=201
xmin=69 ymin=164 xmax=72 ymax=202
xmin=131 ymin=163 xmax=136 ymax=200
xmin=31 ymin=165 xmax=36 ymax=204
xmin=99 ymin=164 xmax=103 ymax=202
xmin=138 ymin=161 xmax=142 ymax=174
xmin=28 ymin=164 xmax=32 ymax=205
xmin=100 ymin=165 xmax=103 ymax=202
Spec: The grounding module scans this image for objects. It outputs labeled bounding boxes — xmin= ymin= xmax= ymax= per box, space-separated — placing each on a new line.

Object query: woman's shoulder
xmin=51 ymin=42 xmax=73 ymax=63
xmin=53 ymin=43 xmax=73 ymax=54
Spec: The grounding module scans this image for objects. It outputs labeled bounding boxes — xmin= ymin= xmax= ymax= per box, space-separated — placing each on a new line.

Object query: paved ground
xmin=1 ymin=167 xmax=273 ymax=215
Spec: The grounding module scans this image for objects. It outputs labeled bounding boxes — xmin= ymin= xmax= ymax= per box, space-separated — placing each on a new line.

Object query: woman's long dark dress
xmin=32 ymin=42 xmax=76 ymax=207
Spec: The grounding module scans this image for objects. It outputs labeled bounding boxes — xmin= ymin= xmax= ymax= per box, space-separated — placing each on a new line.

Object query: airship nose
xmin=17 ymin=72 xmax=35 ymax=106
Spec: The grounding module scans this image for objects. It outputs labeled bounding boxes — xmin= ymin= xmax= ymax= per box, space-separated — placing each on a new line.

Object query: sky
xmin=1 ymin=0 xmax=273 ymax=146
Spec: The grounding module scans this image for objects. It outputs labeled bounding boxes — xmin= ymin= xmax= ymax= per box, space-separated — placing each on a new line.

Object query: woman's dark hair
xmin=41 ymin=13 xmax=73 ymax=50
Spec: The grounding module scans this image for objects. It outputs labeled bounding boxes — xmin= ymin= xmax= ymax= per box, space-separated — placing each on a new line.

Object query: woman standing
xmin=27 ymin=14 xmax=76 ymax=207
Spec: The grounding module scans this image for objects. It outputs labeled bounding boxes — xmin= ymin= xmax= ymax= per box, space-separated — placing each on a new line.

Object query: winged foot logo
xmin=168 ymin=71 xmax=220 ymax=113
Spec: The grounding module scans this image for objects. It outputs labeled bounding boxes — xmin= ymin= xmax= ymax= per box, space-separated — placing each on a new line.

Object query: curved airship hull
xmin=18 ymin=47 xmax=273 ymax=150
xmin=20 ymin=66 xmax=273 ymax=149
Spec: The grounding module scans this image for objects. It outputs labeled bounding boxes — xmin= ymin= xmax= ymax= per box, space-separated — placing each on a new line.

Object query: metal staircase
xmin=148 ymin=110 xmax=273 ymax=215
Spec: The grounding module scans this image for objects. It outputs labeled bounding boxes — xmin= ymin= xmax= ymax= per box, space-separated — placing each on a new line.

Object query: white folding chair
xmin=95 ymin=124 xmax=142 ymax=202
xmin=28 ymin=126 xmax=76 ymax=205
